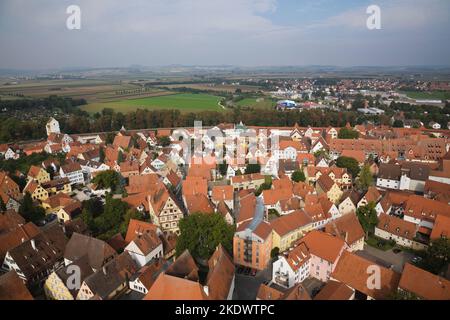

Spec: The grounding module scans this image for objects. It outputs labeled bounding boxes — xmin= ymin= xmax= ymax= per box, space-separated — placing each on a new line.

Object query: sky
xmin=0 ymin=0 xmax=449 ymax=69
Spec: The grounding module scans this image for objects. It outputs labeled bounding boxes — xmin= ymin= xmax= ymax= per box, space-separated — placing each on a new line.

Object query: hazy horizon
xmin=1 ymin=0 xmax=449 ymax=70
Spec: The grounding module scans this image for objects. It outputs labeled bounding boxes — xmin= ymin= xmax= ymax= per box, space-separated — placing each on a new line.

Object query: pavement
xmin=356 ymin=244 xmax=414 ymax=273
xmin=233 ymin=264 xmax=272 ymax=300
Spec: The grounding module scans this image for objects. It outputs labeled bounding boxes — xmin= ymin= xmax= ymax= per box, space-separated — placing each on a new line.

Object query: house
xmin=60 ymin=162 xmax=85 ymax=185
xmin=125 ymin=219 xmax=175 ymax=260
xmin=128 ymin=258 xmax=165 ymax=295
xmin=23 ymin=180 xmax=49 ymax=201
xmin=314 ymin=280 xmax=354 ymax=300
xmin=430 ymin=214 xmax=450 ymax=240
xmin=2 ymin=146 xmax=20 ymax=160
xmin=357 ymin=186 xmax=381 ymax=208
xmin=124 ymin=228 xmax=163 ymax=268
xmin=399 ymin=162 xmax=430 ymax=193
xmin=148 ymin=184 xmax=184 ymax=235
xmin=0 ymin=271 xmax=34 ymax=300
xmin=428 ymin=121 xmax=441 ymax=130
xmin=0 ymin=171 xmax=21 ymax=201
xmin=1 ymin=224 xmax=67 ymax=286
xmin=331 ymin=251 xmax=401 ymax=300
xmin=44 ymin=255 xmax=94 ymax=300
xmin=211 ymin=185 xmax=234 ymax=211
xmin=234 ymin=219 xmax=273 ymax=271
xmin=46 ymin=117 xmax=61 ymax=136
xmin=374 ymin=214 xmax=426 ymax=250
xmin=41 ymin=177 xmax=72 ymax=195
xmin=403 ymin=195 xmax=450 ymax=229
xmin=64 ymin=233 xmax=117 ymax=272
xmin=0 ymin=219 xmax=41 ymax=264
xmin=144 ymin=250 xmax=206 ymax=300
xmin=316 ymin=174 xmax=343 ymax=204
xmin=56 ymin=200 xmax=82 ymax=223
xmin=205 ymin=244 xmax=235 ymax=300
xmin=325 ymin=213 xmax=365 ymax=252
xmin=27 ymin=165 xmax=50 ymax=184
xmin=231 ymin=173 xmax=265 ymax=191
xmin=377 ymin=163 xmax=401 ymax=190
xmin=338 ymin=191 xmax=360 ymax=216
xmin=424 ymin=179 xmax=450 ymax=203
xmin=269 ymin=210 xmax=312 ymax=252
xmin=184 ymin=194 xmax=215 ymax=215
xmin=113 ymin=135 xmax=132 ymax=151
xmin=41 ymin=193 xmax=75 ymax=214
xmin=76 ymin=252 xmax=139 ymax=300
xmin=272 ymin=230 xmax=347 ymax=288
xmin=398 ymin=263 xmax=450 ymax=300
xmin=119 ymin=161 xmax=140 ymax=178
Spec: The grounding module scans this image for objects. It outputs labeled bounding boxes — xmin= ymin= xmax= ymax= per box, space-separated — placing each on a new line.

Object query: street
xmin=356 ymin=244 xmax=414 ymax=273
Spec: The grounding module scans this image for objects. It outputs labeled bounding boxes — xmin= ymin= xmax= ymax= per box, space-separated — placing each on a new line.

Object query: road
xmin=356 ymin=244 xmax=414 ymax=273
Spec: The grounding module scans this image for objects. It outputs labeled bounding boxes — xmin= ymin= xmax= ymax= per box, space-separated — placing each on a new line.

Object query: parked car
xmin=37 ymin=219 xmax=47 ymax=227
xmin=411 ymin=256 xmax=423 ymax=264
xmin=45 ymin=214 xmax=57 ymax=223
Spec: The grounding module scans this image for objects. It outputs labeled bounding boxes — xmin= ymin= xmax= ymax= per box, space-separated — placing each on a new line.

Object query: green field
xmin=401 ymin=91 xmax=450 ymax=101
xmin=82 ymin=93 xmax=224 ymax=113
xmin=235 ymin=97 xmax=275 ymax=109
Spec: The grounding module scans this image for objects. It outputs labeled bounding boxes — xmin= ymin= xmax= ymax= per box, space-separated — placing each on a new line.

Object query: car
xmin=250 ymin=269 xmax=257 ymax=276
xmin=45 ymin=214 xmax=57 ymax=223
xmin=393 ymin=248 xmax=402 ymax=254
xmin=37 ymin=219 xmax=47 ymax=227
xmin=411 ymin=256 xmax=422 ymax=264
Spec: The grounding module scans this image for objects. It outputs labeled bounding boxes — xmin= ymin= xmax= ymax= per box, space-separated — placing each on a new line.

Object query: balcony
xmin=274 ymin=271 xmax=289 ymax=287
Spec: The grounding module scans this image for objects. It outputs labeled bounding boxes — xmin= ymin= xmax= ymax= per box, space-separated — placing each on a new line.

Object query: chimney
xmin=30 ymin=239 xmax=37 ymax=251
xmin=203 ymin=285 xmax=209 ymax=296
xmin=102 ymin=266 xmax=107 ymax=275
xmin=21 ymin=237 xmax=25 ymax=243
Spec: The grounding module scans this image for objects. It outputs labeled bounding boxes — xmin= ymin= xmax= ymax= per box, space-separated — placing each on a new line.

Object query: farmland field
xmin=401 ymin=90 xmax=450 ymax=101
xmin=81 ymin=93 xmax=224 ymax=113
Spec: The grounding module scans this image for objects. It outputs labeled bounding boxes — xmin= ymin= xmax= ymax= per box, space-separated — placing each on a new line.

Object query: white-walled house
xmin=124 ymin=231 xmax=164 ymax=268
xmin=60 ymin=163 xmax=85 ymax=185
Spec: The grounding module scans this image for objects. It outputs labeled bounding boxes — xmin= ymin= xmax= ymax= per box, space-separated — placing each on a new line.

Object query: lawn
xmin=366 ymin=235 xmax=396 ymax=251
xmin=235 ymin=97 xmax=275 ymax=109
xmin=81 ymin=93 xmax=223 ymax=113
xmin=401 ymin=90 xmax=450 ymax=101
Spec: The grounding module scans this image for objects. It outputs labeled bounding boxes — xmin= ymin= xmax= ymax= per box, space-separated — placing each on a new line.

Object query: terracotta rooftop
xmin=399 ymin=263 xmax=450 ymax=300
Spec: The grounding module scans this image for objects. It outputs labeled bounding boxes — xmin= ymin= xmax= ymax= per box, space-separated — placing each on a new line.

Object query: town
xmin=0 ymin=114 xmax=449 ymax=300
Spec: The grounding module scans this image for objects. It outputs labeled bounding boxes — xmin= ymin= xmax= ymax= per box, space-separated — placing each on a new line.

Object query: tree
xmin=356 ymin=202 xmax=378 ymax=238
xmin=393 ymin=120 xmax=404 ymax=128
xmin=256 ymin=176 xmax=272 ymax=196
xmin=99 ymin=147 xmax=105 ymax=163
xmin=357 ymin=164 xmax=374 ymax=191
xmin=338 ymin=128 xmax=359 ymax=139
xmin=176 ymin=213 xmax=235 ymax=259
xmin=336 ymin=156 xmax=360 ymax=177
xmin=0 ymin=196 xmax=6 ymax=212
xmin=416 ymin=238 xmax=450 ymax=275
xmin=158 ymin=136 xmax=171 ymax=147
xmin=117 ymin=150 xmax=124 ymax=164
xmin=92 ymin=170 xmax=121 ymax=192
xmin=94 ymin=196 xmax=129 ymax=237
xmin=19 ymin=192 xmax=45 ymax=224
xmin=271 ymin=247 xmax=280 ymax=259
xmin=292 ymin=170 xmax=306 ymax=182
xmin=218 ymin=163 xmax=228 ymax=177
xmin=245 ymin=163 xmax=261 ymax=174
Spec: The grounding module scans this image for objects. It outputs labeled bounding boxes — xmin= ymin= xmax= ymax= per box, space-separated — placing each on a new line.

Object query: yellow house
xmin=27 ymin=165 xmax=51 ymax=184
xmin=41 ymin=193 xmax=75 ymax=214
xmin=44 ymin=256 xmax=93 ymax=300
xmin=269 ymin=210 xmax=313 ymax=252
xmin=316 ymin=174 xmax=343 ymax=204
xmin=24 ymin=180 xmax=49 ymax=201
xmin=42 ymin=177 xmax=72 ymax=196
xmin=56 ymin=201 xmax=82 ymax=223
xmin=44 ymin=272 xmax=75 ymax=300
